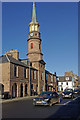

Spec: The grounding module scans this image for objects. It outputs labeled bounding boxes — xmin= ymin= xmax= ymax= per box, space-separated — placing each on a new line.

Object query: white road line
xmin=55 ymin=104 xmax=65 ymax=105
xmin=63 ymin=100 xmax=71 ymax=105
xmin=55 ymin=96 xmax=80 ymax=106
xmin=73 ymin=97 xmax=78 ymax=101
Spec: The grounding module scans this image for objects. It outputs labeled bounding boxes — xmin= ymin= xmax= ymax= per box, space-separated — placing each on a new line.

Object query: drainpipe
xmin=29 ymin=63 xmax=31 ymax=96
xmin=11 ymin=85 xmax=12 ymax=99
xmin=43 ymin=70 xmax=45 ymax=91
xmin=38 ymin=69 xmax=40 ymax=94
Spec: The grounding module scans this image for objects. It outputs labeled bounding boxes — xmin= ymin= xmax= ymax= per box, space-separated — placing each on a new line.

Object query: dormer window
xmin=31 ymin=43 xmax=33 ymax=49
xmin=66 ymin=77 xmax=69 ymax=80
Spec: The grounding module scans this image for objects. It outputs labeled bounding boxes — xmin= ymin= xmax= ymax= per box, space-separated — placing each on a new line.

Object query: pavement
xmin=0 ymin=95 xmax=37 ymax=103
xmin=0 ymin=92 xmax=62 ymax=104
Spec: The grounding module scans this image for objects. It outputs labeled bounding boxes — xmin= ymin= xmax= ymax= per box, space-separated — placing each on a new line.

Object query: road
xmin=2 ymin=94 xmax=80 ymax=120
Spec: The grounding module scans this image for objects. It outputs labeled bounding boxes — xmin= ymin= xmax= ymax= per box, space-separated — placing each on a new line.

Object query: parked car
xmin=62 ymin=88 xmax=74 ymax=99
xmin=3 ymin=92 xmax=10 ymax=99
xmin=0 ymin=93 xmax=4 ymax=99
xmin=33 ymin=91 xmax=60 ymax=106
xmin=74 ymin=89 xmax=80 ymax=94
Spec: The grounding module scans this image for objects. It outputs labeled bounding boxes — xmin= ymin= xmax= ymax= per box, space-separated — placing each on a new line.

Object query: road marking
xmin=55 ymin=96 xmax=80 ymax=106
xmin=63 ymin=100 xmax=71 ymax=105
xmin=56 ymin=101 xmax=71 ymax=105
xmin=73 ymin=97 xmax=78 ymax=101
xmin=55 ymin=104 xmax=65 ymax=105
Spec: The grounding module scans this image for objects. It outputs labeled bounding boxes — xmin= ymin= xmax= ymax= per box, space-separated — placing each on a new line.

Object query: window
xmin=61 ymin=88 xmax=63 ymax=91
xmin=16 ymin=66 xmax=19 ymax=77
xmin=66 ymin=82 xmax=68 ymax=85
xmin=31 ymin=84 xmax=33 ymax=89
xmin=33 ymin=70 xmax=36 ymax=79
xmin=34 ymin=71 xmax=36 ymax=79
xmin=14 ymin=65 xmax=16 ymax=77
xmin=35 ymin=33 xmax=37 ymax=36
xmin=24 ymin=68 xmax=28 ymax=78
xmin=24 ymin=68 xmax=26 ymax=78
xmin=41 ymin=72 xmax=43 ymax=80
xmin=51 ymin=75 xmax=53 ymax=82
xmin=26 ymin=69 xmax=28 ymax=78
xmin=14 ymin=65 xmax=19 ymax=77
xmin=61 ymin=82 xmax=63 ymax=85
xmin=66 ymin=77 xmax=69 ymax=80
xmin=31 ymin=43 xmax=33 ymax=49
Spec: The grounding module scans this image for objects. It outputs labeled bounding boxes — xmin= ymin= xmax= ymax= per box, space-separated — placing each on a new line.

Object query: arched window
xmin=31 ymin=43 xmax=33 ymax=49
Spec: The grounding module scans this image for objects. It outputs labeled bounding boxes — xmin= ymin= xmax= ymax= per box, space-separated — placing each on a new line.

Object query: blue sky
xmin=2 ymin=2 xmax=78 ymax=76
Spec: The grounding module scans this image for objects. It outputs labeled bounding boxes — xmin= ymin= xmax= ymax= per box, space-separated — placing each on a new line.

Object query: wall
xmin=0 ymin=63 xmax=10 ymax=92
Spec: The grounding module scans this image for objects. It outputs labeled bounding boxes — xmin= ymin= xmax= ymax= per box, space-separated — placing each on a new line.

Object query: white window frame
xmin=66 ymin=77 xmax=69 ymax=80
xmin=26 ymin=69 xmax=28 ymax=78
xmin=16 ymin=66 xmax=19 ymax=77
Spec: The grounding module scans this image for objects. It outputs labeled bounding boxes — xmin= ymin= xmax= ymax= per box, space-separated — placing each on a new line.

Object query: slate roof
xmin=39 ymin=59 xmax=46 ymax=65
xmin=58 ymin=76 xmax=72 ymax=82
xmin=0 ymin=55 xmax=28 ymax=67
xmin=0 ymin=55 xmax=37 ymax=70
xmin=0 ymin=55 xmax=8 ymax=63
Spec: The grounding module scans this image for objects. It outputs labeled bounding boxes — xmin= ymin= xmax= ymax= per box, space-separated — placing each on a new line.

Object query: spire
xmin=32 ymin=2 xmax=37 ymax=23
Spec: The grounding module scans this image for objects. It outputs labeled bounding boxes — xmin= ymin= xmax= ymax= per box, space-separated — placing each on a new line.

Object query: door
xmin=20 ymin=84 xmax=23 ymax=97
xmin=25 ymin=84 xmax=27 ymax=96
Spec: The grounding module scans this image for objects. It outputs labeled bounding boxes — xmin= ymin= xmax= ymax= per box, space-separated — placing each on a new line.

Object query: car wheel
xmin=58 ymin=98 xmax=60 ymax=103
xmin=33 ymin=103 xmax=36 ymax=106
xmin=71 ymin=95 xmax=73 ymax=99
xmin=49 ymin=100 xmax=53 ymax=106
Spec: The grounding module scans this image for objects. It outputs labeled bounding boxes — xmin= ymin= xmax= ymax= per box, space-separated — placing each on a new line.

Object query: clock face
xmin=30 ymin=32 xmax=34 ymax=37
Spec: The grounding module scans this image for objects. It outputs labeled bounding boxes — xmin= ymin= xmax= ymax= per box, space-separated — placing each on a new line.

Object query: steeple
xmin=29 ymin=2 xmax=40 ymax=32
xmin=32 ymin=2 xmax=37 ymax=23
xmin=27 ymin=2 xmax=43 ymax=62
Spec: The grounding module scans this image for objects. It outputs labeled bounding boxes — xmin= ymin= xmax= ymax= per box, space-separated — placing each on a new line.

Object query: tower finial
xmin=32 ymin=2 xmax=37 ymax=23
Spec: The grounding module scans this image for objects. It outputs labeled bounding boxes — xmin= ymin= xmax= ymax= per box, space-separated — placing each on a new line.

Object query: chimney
xmin=5 ymin=49 xmax=19 ymax=60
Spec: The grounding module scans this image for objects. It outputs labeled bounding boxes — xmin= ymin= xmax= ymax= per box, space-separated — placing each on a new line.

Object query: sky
xmin=2 ymin=2 xmax=78 ymax=76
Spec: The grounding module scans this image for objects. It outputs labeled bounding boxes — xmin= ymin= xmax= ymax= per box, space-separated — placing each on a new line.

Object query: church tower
xmin=27 ymin=2 xmax=46 ymax=94
xmin=27 ymin=2 xmax=43 ymax=62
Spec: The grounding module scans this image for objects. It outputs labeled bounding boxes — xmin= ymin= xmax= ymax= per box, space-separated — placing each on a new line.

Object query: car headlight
xmin=33 ymin=99 xmax=36 ymax=101
xmin=44 ymin=98 xmax=49 ymax=101
xmin=69 ymin=93 xmax=72 ymax=95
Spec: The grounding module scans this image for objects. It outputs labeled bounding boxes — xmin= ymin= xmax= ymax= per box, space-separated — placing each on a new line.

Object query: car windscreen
xmin=38 ymin=92 xmax=51 ymax=97
xmin=74 ymin=89 xmax=79 ymax=91
xmin=64 ymin=89 xmax=73 ymax=92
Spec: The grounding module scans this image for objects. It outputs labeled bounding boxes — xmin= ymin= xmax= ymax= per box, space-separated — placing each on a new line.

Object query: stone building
xmin=0 ymin=49 xmax=38 ymax=97
xmin=0 ymin=2 xmax=57 ymax=98
xmin=45 ymin=70 xmax=58 ymax=92
xmin=58 ymin=71 xmax=79 ymax=92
